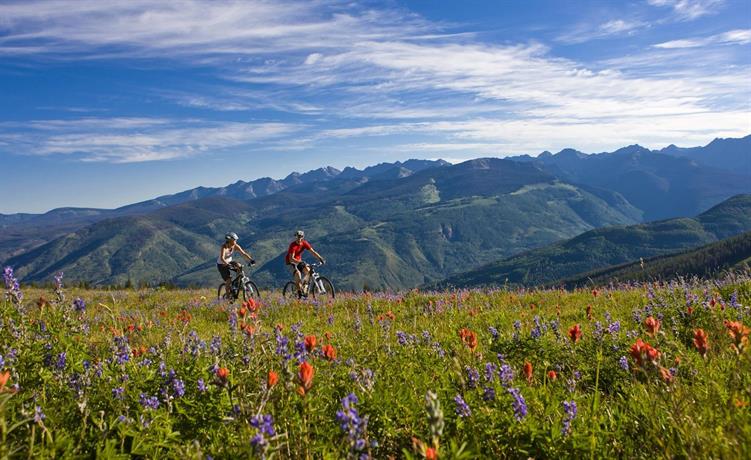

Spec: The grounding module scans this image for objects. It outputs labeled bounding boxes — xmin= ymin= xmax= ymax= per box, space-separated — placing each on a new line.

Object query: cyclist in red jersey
xmin=286 ymin=230 xmax=325 ymax=295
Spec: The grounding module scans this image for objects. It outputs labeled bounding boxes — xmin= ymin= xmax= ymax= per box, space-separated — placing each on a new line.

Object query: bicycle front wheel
xmin=242 ymin=280 xmax=261 ymax=301
xmin=312 ymin=276 xmax=335 ymax=300
xmin=282 ymin=281 xmax=299 ymax=299
xmin=217 ymin=283 xmax=229 ymax=301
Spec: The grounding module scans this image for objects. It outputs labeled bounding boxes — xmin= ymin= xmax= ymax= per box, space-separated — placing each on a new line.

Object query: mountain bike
xmin=282 ymin=262 xmax=335 ymax=300
xmin=217 ymin=262 xmax=261 ymax=301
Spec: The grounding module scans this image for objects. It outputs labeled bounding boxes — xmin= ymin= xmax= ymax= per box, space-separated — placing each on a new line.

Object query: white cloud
xmin=557 ymin=19 xmax=647 ymax=44
xmin=0 ymin=118 xmax=301 ymax=163
xmin=647 ymin=0 xmax=724 ymax=20
xmin=0 ymin=1 xmax=747 ymax=163
xmin=654 ymin=28 xmax=751 ymax=48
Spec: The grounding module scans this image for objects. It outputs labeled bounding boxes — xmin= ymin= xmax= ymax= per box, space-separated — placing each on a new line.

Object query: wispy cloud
xmin=0 ymin=0 xmax=747 ymax=163
xmin=0 ymin=118 xmax=301 ymax=163
xmin=654 ymin=28 xmax=751 ymax=48
xmin=557 ymin=19 xmax=648 ymax=44
xmin=646 ymin=0 xmax=724 ymax=21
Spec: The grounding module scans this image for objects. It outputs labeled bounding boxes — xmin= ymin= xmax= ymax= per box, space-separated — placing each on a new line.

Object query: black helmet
xmin=225 ymin=232 xmax=239 ymax=242
xmin=295 ymin=230 xmax=304 ymax=238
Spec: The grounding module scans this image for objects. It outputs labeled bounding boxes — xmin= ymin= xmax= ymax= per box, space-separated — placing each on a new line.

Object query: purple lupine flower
xmin=54 ymin=272 xmax=64 ymax=290
xmin=228 ymin=311 xmax=238 ymax=331
xmin=513 ymin=320 xmax=521 ymax=341
xmin=593 ymin=321 xmax=604 ymax=340
xmin=249 ymin=415 xmax=277 ymax=456
xmin=484 ymin=362 xmax=497 ymax=382
xmin=549 ymin=319 xmax=561 ymax=340
xmin=56 ymin=352 xmax=67 ymax=370
xmin=336 ymin=393 xmax=370 ymax=455
xmin=113 ymin=336 xmax=130 ymax=365
xmin=173 ymin=379 xmax=185 ymax=398
xmin=34 ymin=406 xmax=45 ymax=423
xmin=275 ymin=330 xmax=291 ymax=361
xmin=328 ymin=313 xmax=335 ymax=325
xmin=139 ymin=393 xmax=160 ymax=410
xmin=197 ymin=378 xmax=207 ymax=392
xmin=562 ymin=400 xmax=577 ymax=435
xmin=112 ymin=387 xmax=125 ymax=400
xmin=488 ymin=326 xmax=499 ymax=340
xmin=730 ymin=291 xmax=739 ymax=308
xmin=608 ymin=321 xmax=621 ymax=334
xmin=454 ymin=394 xmax=471 ymax=418
xmin=432 ymin=342 xmax=445 ymax=358
xmin=0 ymin=354 xmax=4 ymax=368
xmin=530 ymin=315 xmax=544 ymax=340
xmin=499 ymin=363 xmax=514 ymax=387
xmin=209 ymin=336 xmax=222 ymax=355
xmin=3 ymin=266 xmax=23 ymax=303
xmin=396 ymin=331 xmax=409 ymax=346
xmin=465 ymin=366 xmax=480 ymax=389
xmin=619 ymin=356 xmax=629 ymax=371
xmin=508 ymin=388 xmax=527 ymax=421
xmin=483 ymin=387 xmax=496 ymax=401
xmin=73 ymin=298 xmax=86 ymax=312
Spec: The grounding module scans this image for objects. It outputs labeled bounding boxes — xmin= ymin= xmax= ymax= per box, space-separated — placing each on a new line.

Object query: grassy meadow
xmin=1 ymin=272 xmax=750 ymax=459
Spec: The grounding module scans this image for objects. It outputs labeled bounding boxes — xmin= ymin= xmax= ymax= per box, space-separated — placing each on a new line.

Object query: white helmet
xmin=225 ymin=232 xmax=239 ymax=242
xmin=295 ymin=230 xmax=304 ymax=238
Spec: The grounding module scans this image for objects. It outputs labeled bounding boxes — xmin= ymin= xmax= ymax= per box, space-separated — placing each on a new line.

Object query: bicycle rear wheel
xmin=311 ymin=276 xmax=335 ymax=300
xmin=282 ymin=281 xmax=299 ymax=299
xmin=242 ymin=280 xmax=261 ymax=301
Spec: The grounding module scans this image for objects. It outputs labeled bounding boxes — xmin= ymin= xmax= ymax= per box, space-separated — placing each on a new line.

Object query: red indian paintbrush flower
xmin=425 ymin=447 xmax=438 ymax=460
xmin=458 ymin=328 xmax=478 ymax=351
xmin=629 ymin=338 xmax=661 ymax=367
xmin=523 ymin=361 xmax=533 ymax=383
xmin=298 ymin=361 xmax=314 ymax=394
xmin=693 ymin=329 xmax=709 ymax=357
xmin=267 ymin=370 xmax=279 ymax=387
xmin=644 ymin=316 xmax=661 ymax=337
xmin=547 ymin=370 xmax=557 ymax=381
xmin=304 ymin=335 xmax=317 ymax=352
xmin=568 ymin=324 xmax=582 ymax=343
xmin=724 ymin=320 xmax=750 ymax=353
xmin=0 ymin=371 xmax=10 ymax=393
xmin=322 ymin=344 xmax=337 ymax=361
xmin=216 ymin=367 xmax=230 ymax=383
xmin=659 ymin=366 xmax=674 ymax=384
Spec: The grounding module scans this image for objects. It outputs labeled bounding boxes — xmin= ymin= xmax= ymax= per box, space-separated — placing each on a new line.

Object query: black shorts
xmin=217 ymin=264 xmax=232 ymax=282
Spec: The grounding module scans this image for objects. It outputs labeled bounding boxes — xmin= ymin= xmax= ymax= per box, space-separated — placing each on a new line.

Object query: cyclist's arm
xmin=236 ymin=244 xmax=254 ymax=261
xmin=309 ymin=248 xmax=325 ymax=263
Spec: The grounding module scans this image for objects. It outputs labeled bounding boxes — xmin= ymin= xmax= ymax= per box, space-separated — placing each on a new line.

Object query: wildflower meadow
xmin=1 ymin=267 xmax=750 ymax=458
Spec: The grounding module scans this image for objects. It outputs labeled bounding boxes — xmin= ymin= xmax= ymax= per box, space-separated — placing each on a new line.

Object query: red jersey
xmin=286 ymin=239 xmax=312 ymax=264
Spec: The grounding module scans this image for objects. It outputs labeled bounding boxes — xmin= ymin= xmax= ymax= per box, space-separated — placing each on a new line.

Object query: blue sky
xmin=0 ymin=0 xmax=749 ymax=213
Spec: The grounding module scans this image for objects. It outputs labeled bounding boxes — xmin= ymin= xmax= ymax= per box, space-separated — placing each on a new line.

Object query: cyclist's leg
xmin=293 ymin=263 xmax=305 ymax=293
xmin=218 ymin=264 xmax=232 ymax=298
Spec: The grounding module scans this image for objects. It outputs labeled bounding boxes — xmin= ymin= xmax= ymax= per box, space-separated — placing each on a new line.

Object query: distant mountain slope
xmin=7 ymin=159 xmax=642 ymax=290
xmin=509 ymin=136 xmax=750 ymax=221
xmin=0 ymin=159 xmax=449 ymax=260
xmin=658 ymin=135 xmax=750 ymax=174
xmin=560 ymin=231 xmax=751 ymax=287
xmin=436 ymin=194 xmax=751 ymax=289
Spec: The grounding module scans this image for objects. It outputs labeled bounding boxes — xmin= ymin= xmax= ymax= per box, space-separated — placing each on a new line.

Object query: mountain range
xmin=2 ymin=135 xmax=749 ymax=291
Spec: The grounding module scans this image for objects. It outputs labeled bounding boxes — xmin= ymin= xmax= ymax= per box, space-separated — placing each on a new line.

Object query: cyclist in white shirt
xmin=217 ymin=232 xmax=255 ymax=296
